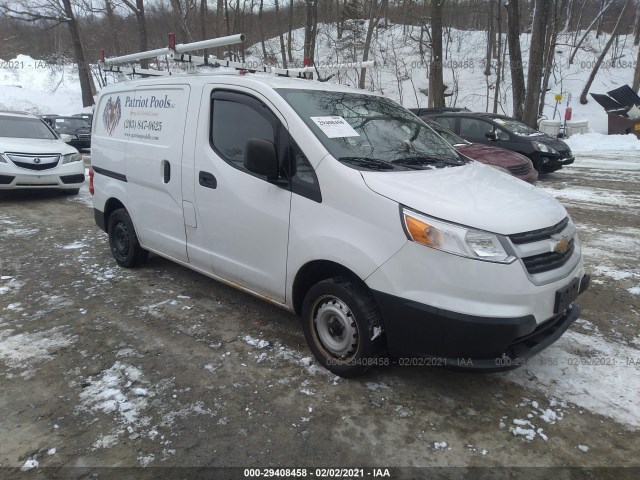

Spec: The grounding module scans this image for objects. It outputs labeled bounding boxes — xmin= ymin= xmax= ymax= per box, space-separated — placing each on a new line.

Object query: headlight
xmin=61 ymin=152 xmax=83 ymax=164
xmin=402 ymin=208 xmax=515 ymax=263
xmin=0 ymin=154 xmax=6 ymax=164
xmin=533 ymin=141 xmax=559 ymax=155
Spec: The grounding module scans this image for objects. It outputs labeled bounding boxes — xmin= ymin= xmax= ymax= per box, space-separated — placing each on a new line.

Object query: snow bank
xmin=0 ymin=55 xmax=87 ymax=115
xmin=566 ymin=133 xmax=640 ymax=152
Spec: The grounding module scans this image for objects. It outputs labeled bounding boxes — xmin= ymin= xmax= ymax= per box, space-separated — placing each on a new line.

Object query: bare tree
xmin=0 ymin=0 xmax=94 ymax=106
xmin=633 ymin=45 xmax=640 ymax=91
xmin=104 ymin=0 xmax=121 ymax=56
xmin=304 ymin=0 xmax=319 ymax=66
xmin=568 ymin=0 xmax=615 ymax=64
xmin=120 ymin=0 xmax=149 ymax=67
xmin=274 ymin=0 xmax=288 ymax=67
xmin=359 ymin=0 xmax=381 ymax=89
xmin=522 ymin=0 xmax=550 ymax=127
xmin=580 ymin=0 xmax=630 ymax=104
xmin=428 ymin=0 xmax=445 ymax=107
xmin=505 ymin=0 xmax=526 ymax=119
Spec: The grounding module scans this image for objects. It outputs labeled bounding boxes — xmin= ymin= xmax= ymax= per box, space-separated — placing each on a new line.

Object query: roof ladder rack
xmin=99 ymin=33 xmax=375 ymax=80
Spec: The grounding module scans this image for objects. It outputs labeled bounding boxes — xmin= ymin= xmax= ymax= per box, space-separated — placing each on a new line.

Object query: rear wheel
xmin=301 ymin=277 xmax=383 ymax=378
xmin=108 ymin=208 xmax=149 ymax=268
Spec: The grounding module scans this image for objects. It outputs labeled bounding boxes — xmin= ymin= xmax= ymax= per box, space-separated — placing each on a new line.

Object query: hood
xmin=0 ymin=137 xmax=78 ymax=155
xmin=455 ymin=143 xmax=529 ymax=167
xmin=523 ymin=133 xmax=571 ymax=152
xmin=360 ymin=162 xmax=566 ymax=235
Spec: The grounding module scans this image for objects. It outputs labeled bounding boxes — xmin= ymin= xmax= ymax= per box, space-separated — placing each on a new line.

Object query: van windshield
xmin=277 ymin=88 xmax=467 ymax=171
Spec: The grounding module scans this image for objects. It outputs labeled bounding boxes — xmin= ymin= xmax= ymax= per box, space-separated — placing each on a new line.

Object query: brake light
xmin=89 ymin=167 xmax=95 ymax=195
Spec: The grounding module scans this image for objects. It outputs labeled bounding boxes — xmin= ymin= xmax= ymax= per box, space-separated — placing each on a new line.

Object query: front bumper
xmin=535 ymin=152 xmax=575 ymax=171
xmin=373 ymin=274 xmax=589 ymax=371
xmin=0 ymin=163 xmax=85 ymax=190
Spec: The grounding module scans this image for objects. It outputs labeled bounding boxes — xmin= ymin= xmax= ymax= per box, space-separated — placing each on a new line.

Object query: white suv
xmin=0 ymin=111 xmax=85 ymax=194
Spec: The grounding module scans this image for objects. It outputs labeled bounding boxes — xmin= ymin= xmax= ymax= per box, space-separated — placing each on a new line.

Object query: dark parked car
xmin=426 ymin=112 xmax=574 ymax=173
xmin=50 ymin=116 xmax=91 ymax=150
xmin=423 ymin=118 xmax=538 ymax=184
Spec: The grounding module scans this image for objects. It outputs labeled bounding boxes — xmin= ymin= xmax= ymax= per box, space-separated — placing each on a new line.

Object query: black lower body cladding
xmin=372 ymin=274 xmax=590 ymax=371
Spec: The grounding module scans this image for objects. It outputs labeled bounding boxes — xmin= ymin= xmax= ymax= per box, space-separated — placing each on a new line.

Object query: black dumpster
xmin=591 ymin=85 xmax=640 ymax=139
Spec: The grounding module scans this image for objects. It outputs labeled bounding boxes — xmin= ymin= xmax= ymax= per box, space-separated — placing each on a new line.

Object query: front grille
xmin=78 ymin=134 xmax=90 ymax=140
xmin=509 ymin=217 xmax=569 ymax=244
xmin=506 ymin=163 xmax=532 ymax=175
xmin=7 ymin=153 xmax=60 ymax=171
xmin=12 ymin=161 xmax=58 ymax=171
xmin=521 ymin=239 xmax=575 ymax=274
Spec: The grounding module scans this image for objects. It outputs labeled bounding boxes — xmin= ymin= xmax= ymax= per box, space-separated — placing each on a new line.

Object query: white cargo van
xmin=91 ymin=72 xmax=589 ymax=377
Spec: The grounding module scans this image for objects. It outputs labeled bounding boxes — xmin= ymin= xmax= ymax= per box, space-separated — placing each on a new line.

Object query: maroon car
xmin=422 ymin=118 xmax=538 ymax=185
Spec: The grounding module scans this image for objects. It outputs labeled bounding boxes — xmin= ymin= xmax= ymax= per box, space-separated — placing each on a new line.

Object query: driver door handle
xmin=199 ymin=171 xmax=217 ymax=189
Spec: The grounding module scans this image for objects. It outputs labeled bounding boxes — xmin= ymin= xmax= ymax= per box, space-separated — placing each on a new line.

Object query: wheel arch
xmin=292 ymin=260 xmax=370 ymax=316
xmin=102 ymin=197 xmax=127 ymax=232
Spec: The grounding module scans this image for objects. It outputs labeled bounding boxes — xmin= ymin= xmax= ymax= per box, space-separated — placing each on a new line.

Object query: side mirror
xmin=244 ymin=138 xmax=279 ymax=180
xmin=59 ymin=134 xmax=73 ymax=143
xmin=485 ymin=131 xmax=498 ymax=141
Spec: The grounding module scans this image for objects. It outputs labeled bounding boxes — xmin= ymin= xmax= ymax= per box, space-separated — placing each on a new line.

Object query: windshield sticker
xmin=310 ymin=116 xmax=360 ymax=138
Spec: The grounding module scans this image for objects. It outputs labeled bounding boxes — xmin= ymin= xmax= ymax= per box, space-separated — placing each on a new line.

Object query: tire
xmin=301 ymin=277 xmax=383 ymax=378
xmin=108 ymin=208 xmax=149 ymax=268
xmin=62 ymin=188 xmax=80 ymax=195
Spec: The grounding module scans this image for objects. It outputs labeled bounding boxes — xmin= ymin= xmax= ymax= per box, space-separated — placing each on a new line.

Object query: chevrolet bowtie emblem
xmin=553 ymin=237 xmax=570 ymax=254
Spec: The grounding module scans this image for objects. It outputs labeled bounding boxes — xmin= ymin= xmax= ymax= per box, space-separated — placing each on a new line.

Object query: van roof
xmin=99 ymin=69 xmax=378 ymax=96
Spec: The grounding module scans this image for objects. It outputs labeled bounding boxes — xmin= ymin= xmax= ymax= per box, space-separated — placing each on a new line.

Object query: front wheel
xmin=301 ymin=277 xmax=383 ymax=378
xmin=108 ymin=208 xmax=149 ymax=268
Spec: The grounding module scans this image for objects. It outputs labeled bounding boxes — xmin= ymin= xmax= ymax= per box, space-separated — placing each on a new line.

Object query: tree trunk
xmin=275 ymin=0 xmax=288 ymax=68
xmin=580 ymin=0 xmax=630 ymax=104
xmin=633 ymin=45 xmax=640 ymax=91
xmin=539 ymin=0 xmax=561 ymax=118
xmin=522 ymin=0 xmax=549 ymax=127
xmin=304 ymin=0 xmax=319 ymax=67
xmin=200 ymin=0 xmax=208 ymax=60
xmin=61 ymin=0 xmax=94 ymax=107
xmin=493 ymin=0 xmax=503 ymax=114
xmin=428 ymin=0 xmax=445 ymax=107
xmin=135 ymin=0 xmax=148 ymax=68
xmin=287 ymin=0 xmax=294 ymax=63
xmin=105 ymin=0 xmax=121 ymax=56
xmin=259 ymin=0 xmax=268 ymax=60
xmin=359 ymin=0 xmax=379 ymax=89
xmin=505 ymin=0 xmax=525 ymax=120
xmin=484 ymin=0 xmax=494 ymax=77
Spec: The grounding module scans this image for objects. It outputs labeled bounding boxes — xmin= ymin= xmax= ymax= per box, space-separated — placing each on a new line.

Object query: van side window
xmin=290 ymin=137 xmax=321 ymax=203
xmin=211 ymin=97 xmax=277 ymax=169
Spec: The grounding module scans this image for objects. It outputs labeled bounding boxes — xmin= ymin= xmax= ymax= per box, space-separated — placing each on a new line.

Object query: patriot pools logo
xmin=103 ymin=96 xmax=122 ymax=135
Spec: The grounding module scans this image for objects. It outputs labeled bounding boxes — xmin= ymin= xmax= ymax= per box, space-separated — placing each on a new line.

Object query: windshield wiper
xmin=338 ymin=156 xmax=406 ymax=171
xmin=392 ymin=155 xmax=467 ymax=169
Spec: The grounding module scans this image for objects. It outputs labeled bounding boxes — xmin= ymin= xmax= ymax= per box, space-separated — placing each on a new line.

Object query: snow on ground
xmin=504 ymin=329 xmax=640 ymax=429
xmin=0 ymin=326 xmax=77 ymax=375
